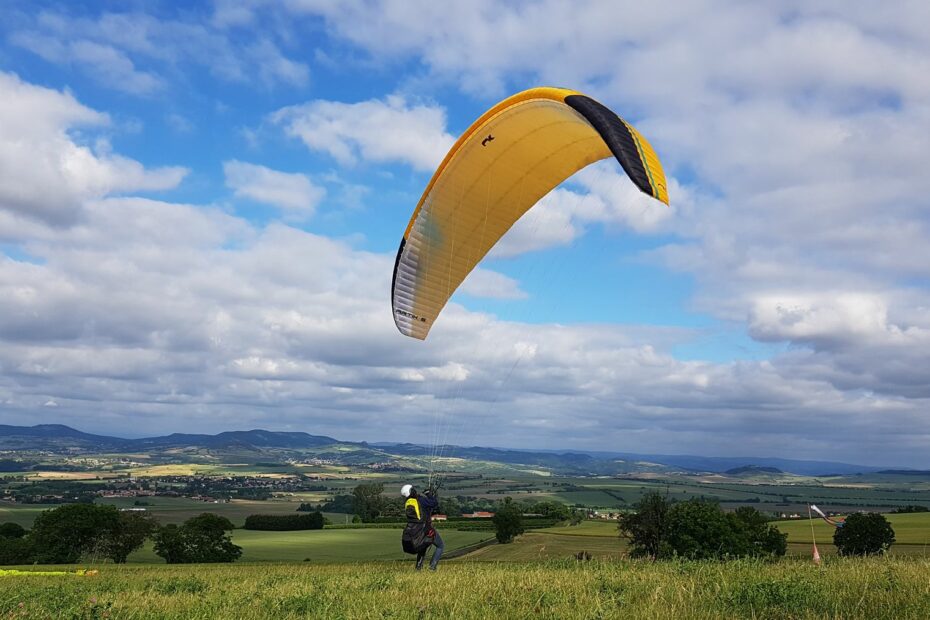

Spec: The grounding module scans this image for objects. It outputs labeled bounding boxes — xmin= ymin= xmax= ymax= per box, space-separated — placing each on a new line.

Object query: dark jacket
xmin=415 ymin=494 xmax=439 ymax=525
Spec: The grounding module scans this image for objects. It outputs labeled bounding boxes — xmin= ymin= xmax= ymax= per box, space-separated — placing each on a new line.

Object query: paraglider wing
xmin=391 ymin=87 xmax=669 ymax=340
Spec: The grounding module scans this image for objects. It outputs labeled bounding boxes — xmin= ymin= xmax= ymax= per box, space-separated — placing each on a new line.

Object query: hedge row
xmin=243 ymin=512 xmax=325 ymax=531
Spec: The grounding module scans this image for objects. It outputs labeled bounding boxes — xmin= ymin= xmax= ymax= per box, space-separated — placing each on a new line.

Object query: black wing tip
xmin=564 ymin=94 xmax=656 ymax=199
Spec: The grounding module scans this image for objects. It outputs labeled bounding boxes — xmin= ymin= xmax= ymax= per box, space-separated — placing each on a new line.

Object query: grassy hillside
xmin=1 ymin=558 xmax=928 ymax=618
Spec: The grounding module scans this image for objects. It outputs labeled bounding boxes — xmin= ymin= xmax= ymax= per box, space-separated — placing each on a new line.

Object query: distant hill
xmin=724 ymin=465 xmax=783 ymax=475
xmin=0 ymin=425 xmax=337 ymax=452
xmin=132 ymin=430 xmax=337 ymax=450
xmin=0 ymin=424 xmax=128 ymax=451
xmin=0 ymin=423 xmax=892 ymax=476
xmin=367 ymin=445 xmax=889 ymax=476
xmin=594 ymin=452 xmax=885 ymax=476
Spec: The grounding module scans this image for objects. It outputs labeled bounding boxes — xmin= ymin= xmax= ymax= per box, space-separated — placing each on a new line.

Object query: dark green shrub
xmin=834 ymin=512 xmax=895 ymax=556
xmin=244 ymin=512 xmax=325 ymax=531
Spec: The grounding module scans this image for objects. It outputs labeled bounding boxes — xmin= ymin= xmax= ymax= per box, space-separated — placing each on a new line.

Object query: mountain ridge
xmin=0 ymin=424 xmax=895 ymax=475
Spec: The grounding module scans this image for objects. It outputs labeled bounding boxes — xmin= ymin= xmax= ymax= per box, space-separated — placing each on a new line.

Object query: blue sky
xmin=1 ymin=1 xmax=929 ymax=467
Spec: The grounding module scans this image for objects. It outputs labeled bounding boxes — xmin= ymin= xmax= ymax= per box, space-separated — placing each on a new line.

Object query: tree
xmin=152 ymin=513 xmax=242 ymax=564
xmin=0 ymin=537 xmax=33 ymax=565
xmin=181 ymin=514 xmax=241 ymax=563
xmin=352 ymin=483 xmax=386 ymax=522
xmin=531 ymin=501 xmax=572 ymax=521
xmin=0 ymin=523 xmax=26 ymax=539
xmin=664 ymin=499 xmax=739 ymax=560
xmin=152 ymin=524 xmax=187 ymax=564
xmin=618 ymin=491 xmax=669 ymax=559
xmin=378 ymin=496 xmax=405 ymax=519
xmin=320 ymin=494 xmax=355 ymax=514
xmin=834 ymin=512 xmax=895 ymax=556
xmin=439 ymin=495 xmax=462 ymax=517
xmin=28 ymin=503 xmax=120 ymax=563
xmin=730 ymin=506 xmax=787 ymax=558
xmin=101 ymin=511 xmax=158 ymax=564
xmin=492 ymin=497 xmax=524 ymax=544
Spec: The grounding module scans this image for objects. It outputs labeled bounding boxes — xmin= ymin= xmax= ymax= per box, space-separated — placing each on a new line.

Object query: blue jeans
xmin=416 ymin=530 xmax=444 ymax=570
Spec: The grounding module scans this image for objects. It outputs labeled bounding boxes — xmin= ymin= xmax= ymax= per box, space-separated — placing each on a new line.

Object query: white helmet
xmin=400 ymin=484 xmax=413 ymax=498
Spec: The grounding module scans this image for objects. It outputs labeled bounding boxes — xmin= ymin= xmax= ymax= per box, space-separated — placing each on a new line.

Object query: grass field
xmin=467 ymin=532 xmax=625 ymax=561
xmin=1 ymin=558 xmax=928 ymax=618
xmin=470 ymin=514 xmax=930 ymax=563
xmin=775 ymin=512 xmax=930 ymax=557
xmin=538 ymin=521 xmax=618 ymax=536
xmin=96 ymin=496 xmax=308 ymax=526
xmin=774 ymin=512 xmax=930 ymax=546
xmin=128 ymin=528 xmax=493 ymax=563
xmin=0 ymin=503 xmax=47 ymax=528
xmin=1 ymin=496 xmax=336 ymax=528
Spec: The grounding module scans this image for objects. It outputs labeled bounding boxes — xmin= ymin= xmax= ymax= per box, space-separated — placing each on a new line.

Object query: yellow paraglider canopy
xmin=392 ymin=87 xmax=669 ymax=340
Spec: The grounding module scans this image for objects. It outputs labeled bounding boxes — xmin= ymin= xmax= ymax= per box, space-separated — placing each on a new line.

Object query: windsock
xmin=810 ymin=505 xmax=844 ymax=528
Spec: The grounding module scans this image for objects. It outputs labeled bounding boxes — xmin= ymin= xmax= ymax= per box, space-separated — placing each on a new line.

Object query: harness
xmin=405 ymin=497 xmax=422 ymax=521
xmin=402 ymin=496 xmax=434 ymax=555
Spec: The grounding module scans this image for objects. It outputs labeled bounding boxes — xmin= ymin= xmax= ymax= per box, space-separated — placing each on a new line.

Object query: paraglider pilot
xmin=401 ymin=484 xmax=444 ymax=570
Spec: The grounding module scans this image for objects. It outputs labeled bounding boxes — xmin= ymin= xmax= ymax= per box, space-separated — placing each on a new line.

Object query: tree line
xmin=619 ymin=492 xmax=896 ymax=560
xmin=0 ymin=504 xmax=243 ymax=564
xmin=243 ymin=512 xmax=325 ymax=531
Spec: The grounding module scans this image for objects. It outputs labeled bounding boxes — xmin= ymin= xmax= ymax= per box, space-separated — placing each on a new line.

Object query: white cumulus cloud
xmin=0 ymin=72 xmax=186 ymax=227
xmin=224 ymin=160 xmax=325 ymax=215
xmin=271 ymin=95 xmax=455 ymax=171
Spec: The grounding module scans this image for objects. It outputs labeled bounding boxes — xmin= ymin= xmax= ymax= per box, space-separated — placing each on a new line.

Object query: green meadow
xmin=2 ymin=558 xmax=929 ymax=619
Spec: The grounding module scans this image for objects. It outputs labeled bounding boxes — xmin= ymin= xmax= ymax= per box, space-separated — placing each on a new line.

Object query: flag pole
xmin=808 ymin=505 xmax=821 ymax=565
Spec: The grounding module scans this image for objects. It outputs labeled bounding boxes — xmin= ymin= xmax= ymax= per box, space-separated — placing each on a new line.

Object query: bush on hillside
xmin=492 ymin=497 xmax=524 ymax=544
xmin=833 ymin=512 xmax=895 ymax=556
xmin=618 ymin=491 xmax=669 ymax=560
xmin=0 ymin=522 xmax=26 ymax=539
xmin=29 ymin=503 xmax=121 ymax=563
xmin=730 ymin=506 xmax=788 ymax=558
xmin=620 ymin=495 xmax=787 ymax=560
xmin=101 ymin=511 xmax=159 ymax=563
xmin=0 ymin=536 xmax=33 ymax=565
xmin=153 ymin=513 xmax=241 ymax=564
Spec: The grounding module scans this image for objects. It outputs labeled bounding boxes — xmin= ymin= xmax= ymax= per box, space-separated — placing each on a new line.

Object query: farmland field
xmin=775 ymin=512 xmax=930 ymax=557
xmin=0 ymin=503 xmax=47 ymax=528
xmin=0 ymin=497 xmax=344 ymax=528
xmin=466 ymin=532 xmax=625 ymax=561
xmin=1 ymin=558 xmax=928 ymax=618
xmin=96 ymin=496 xmax=307 ymax=526
xmin=775 ymin=512 xmax=930 ymax=546
xmin=467 ymin=513 xmax=930 ymax=563
xmin=128 ymin=528 xmax=493 ymax=563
